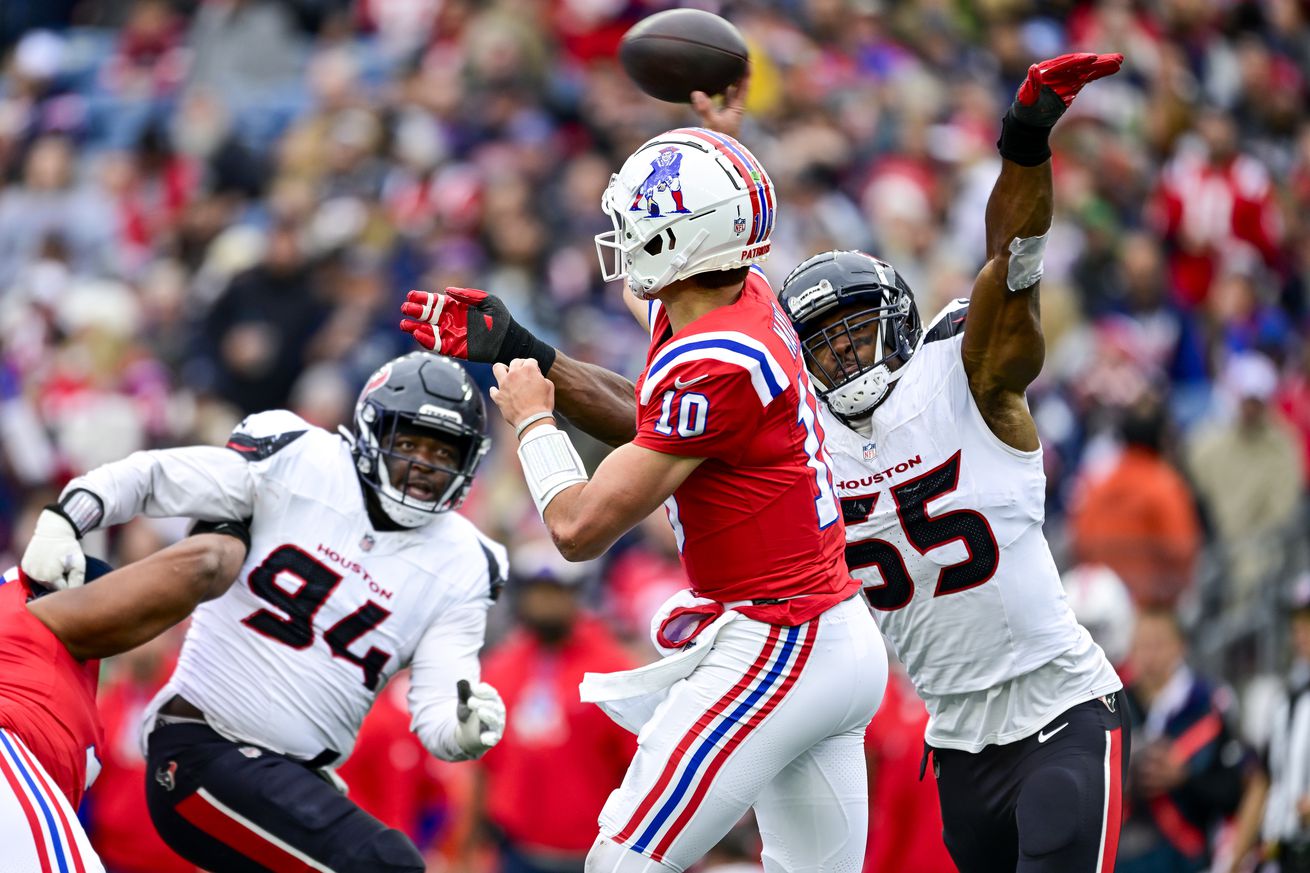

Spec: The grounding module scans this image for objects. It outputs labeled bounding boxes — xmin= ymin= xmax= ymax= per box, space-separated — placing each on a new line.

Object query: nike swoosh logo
xmin=1037 ymin=723 xmax=1069 ymax=743
xmin=674 ymin=375 xmax=710 ymax=389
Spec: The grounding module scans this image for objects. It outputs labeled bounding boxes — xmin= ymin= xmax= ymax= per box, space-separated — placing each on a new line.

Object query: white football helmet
xmin=595 ymin=127 xmax=776 ymax=299
xmin=1061 ymin=563 xmax=1136 ymax=666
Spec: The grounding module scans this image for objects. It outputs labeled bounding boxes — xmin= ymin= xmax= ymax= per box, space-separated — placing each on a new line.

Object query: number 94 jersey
xmin=144 ymin=411 xmax=506 ymax=764
xmin=822 ymin=307 xmax=1117 ymax=748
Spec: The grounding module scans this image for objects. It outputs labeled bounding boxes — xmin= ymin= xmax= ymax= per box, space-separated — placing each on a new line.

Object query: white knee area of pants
xmin=586 ymin=836 xmax=681 ymax=873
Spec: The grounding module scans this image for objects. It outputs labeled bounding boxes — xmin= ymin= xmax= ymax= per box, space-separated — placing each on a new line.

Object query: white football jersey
xmin=823 ymin=302 xmax=1120 ymax=750
xmin=69 ymin=410 xmax=507 ymax=764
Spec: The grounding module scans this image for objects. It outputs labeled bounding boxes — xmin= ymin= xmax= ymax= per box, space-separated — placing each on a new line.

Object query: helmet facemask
xmin=354 ymin=400 xmax=489 ymax=528
xmin=798 ymin=290 xmax=918 ymax=419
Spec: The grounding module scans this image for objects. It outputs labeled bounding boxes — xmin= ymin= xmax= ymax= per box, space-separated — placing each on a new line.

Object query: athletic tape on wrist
xmin=1007 ymin=232 xmax=1049 ymax=292
xmin=514 ymin=411 xmax=556 ymax=440
xmin=997 ymin=110 xmax=1053 ymax=167
xmin=517 ymin=425 xmax=588 ymax=516
xmin=58 ymin=489 xmax=104 ymax=538
xmin=499 ymin=322 xmax=558 ymax=376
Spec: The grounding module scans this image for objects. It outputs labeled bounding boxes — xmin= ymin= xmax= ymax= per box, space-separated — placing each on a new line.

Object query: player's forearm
xmin=31 ymin=533 xmax=247 ymax=660
xmin=548 ymin=352 xmax=638 ymax=448
xmin=62 ymin=446 xmax=255 ymax=533
xmin=984 ymin=160 xmax=1052 ymax=264
xmin=408 ymin=606 xmax=488 ymax=761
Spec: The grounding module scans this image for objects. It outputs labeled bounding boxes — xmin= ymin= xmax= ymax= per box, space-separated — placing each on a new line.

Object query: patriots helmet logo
xmin=630 ymin=146 xmax=692 ymax=218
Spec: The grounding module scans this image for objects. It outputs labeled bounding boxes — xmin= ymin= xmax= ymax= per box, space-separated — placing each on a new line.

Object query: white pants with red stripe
xmin=596 ymin=595 xmax=886 ymax=873
xmin=0 ymin=728 xmax=104 ymax=873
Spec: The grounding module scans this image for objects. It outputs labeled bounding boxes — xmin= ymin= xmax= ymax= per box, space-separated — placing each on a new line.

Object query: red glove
xmin=999 ymin=51 xmax=1124 ymax=166
xmin=1011 ymin=52 xmax=1124 ymax=127
xmin=399 ymin=288 xmax=557 ymax=372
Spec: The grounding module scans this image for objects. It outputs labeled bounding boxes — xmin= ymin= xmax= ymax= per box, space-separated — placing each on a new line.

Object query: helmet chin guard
xmin=779 ymin=250 xmax=923 ymax=420
xmin=595 ymin=128 xmax=776 ymax=298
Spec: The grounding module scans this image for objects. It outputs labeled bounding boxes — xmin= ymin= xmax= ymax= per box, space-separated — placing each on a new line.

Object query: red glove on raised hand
xmin=1012 ymin=52 xmax=1124 ymax=126
xmin=999 ymin=51 xmax=1124 ymax=166
xmin=399 ymin=288 xmax=556 ymax=372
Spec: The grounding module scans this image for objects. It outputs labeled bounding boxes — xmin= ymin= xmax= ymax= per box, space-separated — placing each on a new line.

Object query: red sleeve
xmin=633 ymin=366 xmax=768 ymax=463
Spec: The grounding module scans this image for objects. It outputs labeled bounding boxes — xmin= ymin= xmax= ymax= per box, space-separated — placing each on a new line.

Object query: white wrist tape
xmin=517 ymin=425 xmax=588 ymax=516
xmin=1006 ymin=231 xmax=1049 ymax=292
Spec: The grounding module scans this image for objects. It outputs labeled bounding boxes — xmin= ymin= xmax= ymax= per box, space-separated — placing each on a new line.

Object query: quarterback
xmin=21 ymin=351 xmax=508 ymax=873
xmin=408 ymin=127 xmax=885 ymax=873
xmin=403 ymin=51 xmax=1128 ymax=873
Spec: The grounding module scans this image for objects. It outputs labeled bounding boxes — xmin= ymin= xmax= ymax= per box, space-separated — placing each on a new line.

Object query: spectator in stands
xmin=863 ymin=663 xmax=956 ymax=873
xmin=1069 ymin=394 xmax=1201 ymax=606
xmin=0 ymin=134 xmax=117 ymax=286
xmin=1118 ymin=609 xmax=1256 ymax=873
xmin=338 ymin=673 xmax=451 ymax=856
xmin=1258 ymin=577 xmax=1310 ymax=872
xmin=472 ymin=542 xmax=637 ymax=873
xmin=198 ymin=219 xmax=331 ymax=414
xmin=86 ymin=621 xmax=194 ymax=872
xmin=1187 ymin=352 xmax=1305 ymax=602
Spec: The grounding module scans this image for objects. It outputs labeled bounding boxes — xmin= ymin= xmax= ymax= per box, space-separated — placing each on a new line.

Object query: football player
xmin=402 ymin=52 xmax=1128 ymax=873
xmin=777 ymin=53 xmax=1128 ymax=873
xmin=21 ymin=351 xmax=509 ymax=873
xmin=0 ymin=527 xmax=249 ymax=873
xmin=408 ymin=127 xmax=885 ymax=872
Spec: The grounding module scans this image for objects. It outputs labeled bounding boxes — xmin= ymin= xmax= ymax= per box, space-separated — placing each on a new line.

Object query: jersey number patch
xmin=653 ymin=389 xmax=709 ymax=438
xmin=242 ymin=545 xmax=393 ymax=690
xmin=842 ymin=451 xmax=999 ymax=610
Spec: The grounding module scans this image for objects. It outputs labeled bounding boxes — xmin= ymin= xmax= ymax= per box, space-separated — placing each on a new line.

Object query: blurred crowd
xmin=1 ymin=0 xmax=1309 ymax=870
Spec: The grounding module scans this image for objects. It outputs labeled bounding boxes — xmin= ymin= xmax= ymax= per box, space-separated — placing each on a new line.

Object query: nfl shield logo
xmin=863 ymin=442 xmax=877 ymax=461
xmin=733 ymin=217 xmax=747 ymax=235
xmin=360 ymin=534 xmax=375 ymax=552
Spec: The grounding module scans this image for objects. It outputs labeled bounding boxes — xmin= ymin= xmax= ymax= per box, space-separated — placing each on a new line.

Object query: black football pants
xmin=931 ymin=693 xmax=1129 ymax=873
xmin=145 ymin=721 xmax=424 ymax=873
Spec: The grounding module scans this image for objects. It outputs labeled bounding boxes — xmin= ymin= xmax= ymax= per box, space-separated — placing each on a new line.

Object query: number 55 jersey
xmin=821 ymin=303 xmax=1121 ymax=752
xmin=65 ymin=410 xmax=507 ymax=764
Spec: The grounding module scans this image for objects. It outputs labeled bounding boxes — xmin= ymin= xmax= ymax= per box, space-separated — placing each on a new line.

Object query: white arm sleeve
xmin=61 ymin=446 xmax=258 ymax=529
xmin=407 ymin=601 xmax=490 ymax=762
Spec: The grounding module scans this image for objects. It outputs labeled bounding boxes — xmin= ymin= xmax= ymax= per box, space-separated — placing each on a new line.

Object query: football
xmin=619 ymin=9 xmax=749 ymax=104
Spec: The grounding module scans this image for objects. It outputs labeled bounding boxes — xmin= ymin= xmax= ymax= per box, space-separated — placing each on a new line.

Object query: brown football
xmin=619 ymin=9 xmax=748 ymax=104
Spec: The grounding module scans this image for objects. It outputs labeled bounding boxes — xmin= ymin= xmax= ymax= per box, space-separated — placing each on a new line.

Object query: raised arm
xmin=401 ymin=288 xmax=637 ymax=446
xmin=961 ymin=52 xmax=1123 ymax=451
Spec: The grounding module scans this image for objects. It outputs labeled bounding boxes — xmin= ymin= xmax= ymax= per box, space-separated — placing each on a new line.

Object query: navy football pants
xmin=145 ymin=721 xmax=424 ymax=873
xmin=931 ymin=693 xmax=1129 ymax=873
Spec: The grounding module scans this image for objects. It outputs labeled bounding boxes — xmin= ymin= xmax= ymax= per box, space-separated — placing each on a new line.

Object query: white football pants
xmin=592 ymin=595 xmax=886 ymax=873
xmin=0 ymin=728 xmax=104 ymax=873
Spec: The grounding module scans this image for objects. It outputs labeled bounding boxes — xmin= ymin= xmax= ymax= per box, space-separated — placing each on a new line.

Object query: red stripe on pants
xmin=0 ymin=735 xmax=53 ymax=873
xmin=614 ymin=626 xmax=783 ymax=845
xmin=652 ymin=619 xmax=820 ymax=861
xmin=176 ymin=790 xmax=326 ymax=873
xmin=1100 ymin=727 xmax=1123 ymax=872
xmin=10 ymin=734 xmax=86 ymax=873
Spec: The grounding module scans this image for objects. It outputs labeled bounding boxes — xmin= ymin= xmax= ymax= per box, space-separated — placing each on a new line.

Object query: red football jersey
xmin=634 ymin=269 xmax=856 ymax=626
xmin=0 ymin=571 xmax=102 ymax=808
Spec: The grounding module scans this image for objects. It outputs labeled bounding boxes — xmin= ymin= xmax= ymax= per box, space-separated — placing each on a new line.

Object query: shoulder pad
xmin=920 ymin=299 xmax=970 ymax=346
xmin=227 ymin=410 xmax=312 ymax=462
